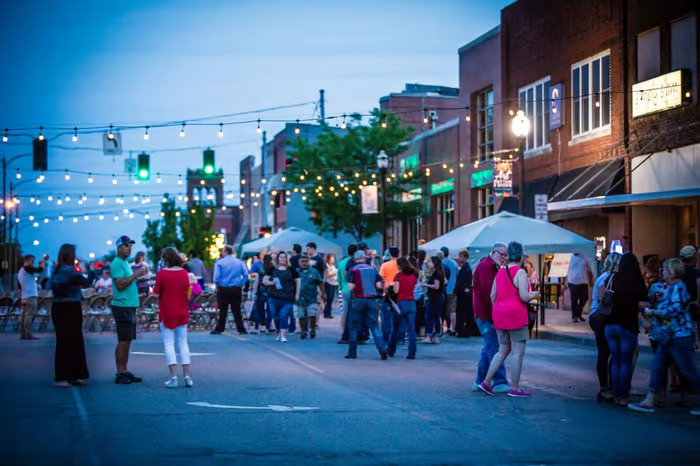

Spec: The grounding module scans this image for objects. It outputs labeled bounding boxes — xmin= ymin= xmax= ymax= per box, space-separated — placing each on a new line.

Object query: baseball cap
xmin=116 ymin=235 xmax=136 ymax=247
xmin=383 ymin=249 xmax=390 ymax=261
xmin=440 ymin=246 xmax=450 ymax=257
xmin=680 ymin=245 xmax=697 ymax=260
xmin=353 ymin=250 xmax=366 ymax=260
xmin=357 ymin=241 xmax=368 ymax=250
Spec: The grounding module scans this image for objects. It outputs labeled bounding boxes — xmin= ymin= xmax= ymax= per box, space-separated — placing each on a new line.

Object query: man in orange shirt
xmin=379 ymin=246 xmax=401 ymax=343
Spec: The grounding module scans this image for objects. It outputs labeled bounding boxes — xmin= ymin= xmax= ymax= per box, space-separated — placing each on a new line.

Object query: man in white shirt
xmin=18 ymin=254 xmax=43 ymax=340
xmin=565 ymin=252 xmax=594 ymax=323
xmin=94 ymin=269 xmax=113 ymax=294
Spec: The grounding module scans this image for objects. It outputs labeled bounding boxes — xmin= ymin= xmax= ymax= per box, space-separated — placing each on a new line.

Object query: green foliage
xmin=141 ymin=195 xmax=215 ymax=266
xmin=284 ymin=109 xmax=419 ymax=241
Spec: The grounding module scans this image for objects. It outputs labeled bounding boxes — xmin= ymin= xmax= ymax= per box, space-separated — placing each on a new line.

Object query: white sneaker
xmin=280 ymin=336 xmax=288 ymax=343
xmin=493 ymin=383 xmax=512 ymax=393
xmin=472 ymin=382 xmax=479 ymax=391
xmin=275 ymin=335 xmax=281 ymax=341
xmin=184 ymin=376 xmax=193 ymax=388
xmin=164 ymin=377 xmax=178 ymax=388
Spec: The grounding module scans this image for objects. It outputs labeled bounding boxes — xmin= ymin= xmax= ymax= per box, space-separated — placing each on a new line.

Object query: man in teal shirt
xmin=111 ymin=235 xmax=147 ymax=385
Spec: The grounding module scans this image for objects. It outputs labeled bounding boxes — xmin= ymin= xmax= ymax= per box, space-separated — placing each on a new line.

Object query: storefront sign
xmin=534 ymin=194 xmax=548 ymax=221
xmin=400 ymin=153 xmax=420 ymax=170
xmin=402 ymin=187 xmax=422 ymax=202
xmin=430 ymin=178 xmax=454 ymax=195
xmin=492 ymin=160 xmax=513 ymax=197
xmin=549 ymin=83 xmax=564 ymax=130
xmin=361 ymin=185 xmax=378 ymax=214
xmin=632 ymin=70 xmax=689 ymax=118
xmin=471 ymin=168 xmax=493 ymax=188
xmin=547 ymin=253 xmax=571 ymax=278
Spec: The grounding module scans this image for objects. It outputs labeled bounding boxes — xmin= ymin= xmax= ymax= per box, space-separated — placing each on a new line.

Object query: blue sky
xmin=0 ymin=0 xmax=512 ymax=261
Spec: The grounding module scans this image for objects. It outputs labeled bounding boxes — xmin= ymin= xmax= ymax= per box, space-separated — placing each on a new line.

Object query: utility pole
xmin=319 ymin=89 xmax=326 ymax=125
xmin=261 ymin=130 xmax=268 ymax=228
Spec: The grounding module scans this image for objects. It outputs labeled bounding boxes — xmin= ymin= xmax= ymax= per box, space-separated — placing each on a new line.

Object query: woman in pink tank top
xmin=477 ymin=241 xmax=540 ymax=398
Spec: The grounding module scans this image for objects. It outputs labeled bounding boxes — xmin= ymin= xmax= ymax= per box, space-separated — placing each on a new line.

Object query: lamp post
xmin=511 ymin=110 xmax=531 ymax=216
xmin=377 ymin=150 xmax=389 ymax=253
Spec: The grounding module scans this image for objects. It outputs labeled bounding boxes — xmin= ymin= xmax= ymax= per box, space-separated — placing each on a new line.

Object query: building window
xmin=518 ymin=77 xmax=551 ymax=152
xmin=636 ymin=28 xmax=660 ymax=82
xmin=672 ymin=15 xmax=697 ymax=102
xmin=435 ymin=193 xmax=454 ymax=236
xmin=476 ymin=87 xmax=494 ymax=161
xmin=572 ymin=51 xmax=611 ymax=137
xmin=477 ymin=187 xmax=494 ymax=219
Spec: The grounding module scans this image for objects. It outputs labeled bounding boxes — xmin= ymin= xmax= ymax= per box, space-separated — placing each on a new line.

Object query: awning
xmin=548 ymin=187 xmax=700 ymax=212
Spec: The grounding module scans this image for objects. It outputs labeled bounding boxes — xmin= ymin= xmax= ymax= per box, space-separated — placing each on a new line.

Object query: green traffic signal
xmin=204 ymin=164 xmax=214 ymax=174
xmin=203 ymin=148 xmax=215 ymax=174
xmin=137 ymin=152 xmax=150 ymax=180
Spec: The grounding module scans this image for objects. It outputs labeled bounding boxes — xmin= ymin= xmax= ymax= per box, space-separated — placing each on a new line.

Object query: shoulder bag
xmin=505 ymin=266 xmax=537 ymax=331
xmin=597 ymin=274 xmax=615 ymax=317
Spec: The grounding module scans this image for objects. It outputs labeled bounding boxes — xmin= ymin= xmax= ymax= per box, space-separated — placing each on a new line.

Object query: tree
xmin=179 ymin=204 xmax=216 ymax=268
xmin=283 ymin=109 xmax=419 ymax=241
xmin=142 ymin=195 xmax=180 ymax=265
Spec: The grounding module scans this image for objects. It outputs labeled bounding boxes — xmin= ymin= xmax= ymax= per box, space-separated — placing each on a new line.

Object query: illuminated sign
xmin=400 ymin=153 xmax=420 ymax=169
xmin=492 ymin=160 xmax=513 ymax=197
xmin=471 ymin=169 xmax=493 ymax=188
xmin=430 ymin=178 xmax=454 ymax=195
xmin=549 ymin=83 xmax=564 ymax=130
xmin=402 ymin=187 xmax=422 ymax=202
xmin=632 ymin=70 xmax=690 ymax=118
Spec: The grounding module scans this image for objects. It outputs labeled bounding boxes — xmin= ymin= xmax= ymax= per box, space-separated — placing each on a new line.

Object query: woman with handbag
xmin=478 ymin=242 xmax=539 ymax=398
xmin=629 ymin=259 xmax=700 ymax=413
xmin=589 ymin=252 xmax=622 ymax=402
xmin=604 ymin=253 xmax=648 ymax=407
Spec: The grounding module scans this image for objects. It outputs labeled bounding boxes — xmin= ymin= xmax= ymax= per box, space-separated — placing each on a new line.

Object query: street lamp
xmin=511 ymin=110 xmax=531 ymax=215
xmin=377 ymin=150 xmax=389 ymax=253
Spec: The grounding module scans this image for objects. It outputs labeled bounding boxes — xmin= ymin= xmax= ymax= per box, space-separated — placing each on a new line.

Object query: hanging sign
xmin=632 ymin=70 xmax=689 ymax=118
xmin=103 ymin=132 xmax=123 ymax=156
xmin=549 ymin=83 xmax=564 ymax=130
xmin=492 ymin=160 xmax=514 ymax=197
xmin=534 ymin=194 xmax=548 ymax=221
xmin=361 ymin=185 xmax=378 ymax=214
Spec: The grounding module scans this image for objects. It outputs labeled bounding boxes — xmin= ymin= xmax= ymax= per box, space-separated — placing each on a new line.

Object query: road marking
xmin=187 ymin=402 xmax=319 ymax=412
xmin=71 ymin=387 xmax=88 ymax=423
xmin=72 ymin=388 xmax=100 ymax=465
xmin=265 ymin=345 xmax=325 ymax=374
xmin=131 ymin=352 xmax=216 ymax=356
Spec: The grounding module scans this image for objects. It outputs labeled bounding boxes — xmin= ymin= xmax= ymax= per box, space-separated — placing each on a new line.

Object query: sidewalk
xmin=535 ymin=306 xmax=652 ymax=350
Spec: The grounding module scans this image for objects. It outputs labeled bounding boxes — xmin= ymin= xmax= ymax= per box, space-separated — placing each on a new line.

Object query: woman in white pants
xmin=154 ymin=247 xmax=193 ymax=388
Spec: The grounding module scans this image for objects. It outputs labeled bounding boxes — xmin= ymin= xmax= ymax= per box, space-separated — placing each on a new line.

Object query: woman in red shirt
xmin=387 ymin=257 xmax=419 ymax=359
xmin=154 ymin=247 xmax=193 ymax=388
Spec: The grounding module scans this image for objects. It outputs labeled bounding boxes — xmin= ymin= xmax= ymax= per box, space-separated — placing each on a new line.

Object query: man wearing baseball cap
xmin=111 ymin=235 xmax=148 ymax=385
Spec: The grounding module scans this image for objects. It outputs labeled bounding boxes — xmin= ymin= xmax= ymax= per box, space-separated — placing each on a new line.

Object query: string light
xmin=256 ymin=119 xmax=262 ymax=134
xmin=341 ymin=114 xmax=347 ymax=130
xmin=294 ymin=119 xmax=300 ymax=135
xmin=423 ymin=109 xmax=429 ymax=124
xmin=156 ymin=173 xmax=162 ymax=183
xmin=144 ymin=126 xmax=150 ymax=140
xmin=58 ymin=216 xmax=63 ymax=221
xmin=72 ymin=127 xmax=78 ymax=142
xmin=99 ymin=215 xmax=104 ymax=220
xmin=88 ymin=173 xmax=94 ymax=183
xmin=218 ymin=123 xmax=224 ymax=138
xmin=179 ymin=122 xmax=186 ymax=137
xmin=64 ymin=170 xmax=70 ymax=181
xmin=381 ymin=120 xmax=387 ymax=129
xmin=15 ymin=169 xmax=21 ymax=179
xmin=107 ymin=125 xmax=114 ymax=140
xmin=241 ymin=178 xmax=247 ymax=185
xmin=38 ymin=126 xmax=44 ymax=141
xmin=112 ymin=175 xmax=117 ymax=184
xmin=178 ymin=175 xmax=183 ymax=185
xmin=47 ymin=195 xmax=53 ymax=201
xmin=2 ymin=129 xmax=7 ymax=143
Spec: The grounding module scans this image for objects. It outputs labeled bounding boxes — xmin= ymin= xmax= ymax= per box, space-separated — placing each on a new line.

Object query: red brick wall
xmin=380 ymin=95 xmax=461 ymax=138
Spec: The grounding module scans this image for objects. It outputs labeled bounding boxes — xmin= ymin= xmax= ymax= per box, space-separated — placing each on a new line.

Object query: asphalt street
xmin=1 ymin=319 xmax=699 ymax=465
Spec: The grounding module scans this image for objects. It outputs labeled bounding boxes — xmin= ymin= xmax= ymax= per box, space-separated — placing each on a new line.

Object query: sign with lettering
xmin=471 ymin=168 xmax=493 ymax=188
xmin=361 ymin=185 xmax=378 ymax=214
xmin=430 ymin=178 xmax=454 ymax=195
xmin=549 ymin=83 xmax=564 ymax=130
xmin=402 ymin=187 xmax=422 ymax=203
xmin=103 ymin=132 xmax=122 ymax=156
xmin=632 ymin=70 xmax=689 ymax=118
xmin=492 ymin=160 xmax=513 ymax=197
xmin=534 ymin=194 xmax=548 ymax=221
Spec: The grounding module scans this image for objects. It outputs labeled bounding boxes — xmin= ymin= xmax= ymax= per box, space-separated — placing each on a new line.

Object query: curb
xmin=535 ymin=329 xmax=653 ymax=352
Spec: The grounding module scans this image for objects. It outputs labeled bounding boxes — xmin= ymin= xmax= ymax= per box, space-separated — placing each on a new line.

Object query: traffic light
xmin=203 ymin=148 xmax=215 ymax=174
xmin=33 ymin=138 xmax=47 ymax=171
xmin=137 ymin=152 xmax=150 ymax=180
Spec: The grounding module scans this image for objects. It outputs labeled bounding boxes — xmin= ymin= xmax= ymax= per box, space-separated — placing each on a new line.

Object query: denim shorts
xmin=111 ymin=306 xmax=137 ymax=341
xmin=496 ymin=326 xmax=528 ymax=344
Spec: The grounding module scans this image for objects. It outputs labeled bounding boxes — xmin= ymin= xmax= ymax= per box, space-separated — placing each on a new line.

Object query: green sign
xmin=400 ymin=153 xmax=420 ymax=170
xmin=402 ymin=187 xmax=422 ymax=202
xmin=471 ymin=168 xmax=493 ymax=188
xmin=430 ymin=178 xmax=454 ymax=195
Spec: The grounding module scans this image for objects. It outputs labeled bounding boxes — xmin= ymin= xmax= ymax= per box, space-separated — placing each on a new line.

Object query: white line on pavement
xmin=265 ymin=345 xmax=325 ymax=374
xmin=187 ymin=402 xmax=319 ymax=412
xmin=71 ymin=387 xmax=100 ymax=465
xmin=131 ymin=352 xmax=216 ymax=356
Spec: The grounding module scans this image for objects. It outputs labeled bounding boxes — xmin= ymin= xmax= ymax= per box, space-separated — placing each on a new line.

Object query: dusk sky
xmin=0 ymin=0 xmax=513 ymax=261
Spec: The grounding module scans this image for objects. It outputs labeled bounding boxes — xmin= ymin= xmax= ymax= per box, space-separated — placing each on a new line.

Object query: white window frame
xmin=477 ymin=187 xmax=494 ymax=220
xmin=518 ymin=76 xmax=551 ymax=157
xmin=571 ymin=49 xmax=611 ymax=142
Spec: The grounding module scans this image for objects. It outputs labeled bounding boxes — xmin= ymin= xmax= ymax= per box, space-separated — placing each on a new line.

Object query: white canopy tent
xmin=240 ymin=227 xmax=343 ymax=258
xmin=419 ymin=211 xmax=597 ymax=270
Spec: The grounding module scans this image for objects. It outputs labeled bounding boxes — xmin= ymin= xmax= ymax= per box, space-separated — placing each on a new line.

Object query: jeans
xmin=475 ymin=318 xmax=507 ymax=386
xmin=388 ymin=300 xmax=417 ymax=357
xmin=252 ymin=291 xmax=271 ymax=330
xmin=604 ymin=324 xmax=637 ymax=398
xmin=569 ymin=283 xmax=589 ymax=319
xmin=425 ymin=296 xmax=443 ymax=338
xmin=649 ymin=336 xmax=700 ymax=392
xmin=323 ymin=283 xmax=337 ymax=317
xmin=160 ymin=323 xmax=191 ymax=366
xmin=269 ymin=299 xmax=294 ymax=330
xmin=380 ymin=300 xmax=393 ymax=344
xmin=347 ymin=298 xmax=387 ymax=358
xmin=589 ymin=312 xmax=611 ymax=388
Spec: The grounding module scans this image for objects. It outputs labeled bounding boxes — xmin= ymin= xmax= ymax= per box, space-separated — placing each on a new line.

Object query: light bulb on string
xmin=47 ymin=195 xmax=53 ymax=201
xmin=99 ymin=196 xmax=105 ymax=205
xmin=88 ymin=173 xmax=94 ymax=183
xmin=58 ymin=216 xmax=63 ymax=221
xmin=112 ymin=175 xmax=117 ymax=185
xmin=114 ymin=216 xmax=120 ymax=221
xmin=218 ymin=123 xmax=224 ymax=138
xmin=73 ymin=218 xmax=78 ymax=223
xmin=15 ymin=169 xmax=21 ymax=179
xmin=256 ymin=119 xmax=262 ymax=134
xmin=294 ymin=119 xmax=300 ymax=135
xmin=381 ymin=120 xmax=387 ymax=129
xmin=241 ymin=178 xmax=246 ymax=185
xmin=84 ymin=215 xmax=89 ymax=221
xmin=38 ymin=126 xmax=45 ymax=141
xmin=2 ymin=129 xmax=7 ymax=143
xmin=144 ymin=214 xmax=149 ymax=219
xmin=179 ymin=122 xmax=186 ymax=137
xmin=423 ymin=109 xmax=429 ymax=124
xmin=156 ymin=173 xmax=162 ymax=183
xmin=178 ymin=175 xmax=183 ymax=185
xmin=107 ymin=125 xmax=114 ymax=140
xmin=64 ymin=170 xmax=70 ymax=181
xmin=144 ymin=126 xmax=150 ymax=140
xmin=341 ymin=114 xmax=347 ymax=130
xmin=72 ymin=127 xmax=78 ymax=142
xmin=99 ymin=215 xmax=104 ymax=220
xmin=57 ymin=198 xmax=62 ymax=205
xmin=134 ymin=179 xmax=139 ymax=185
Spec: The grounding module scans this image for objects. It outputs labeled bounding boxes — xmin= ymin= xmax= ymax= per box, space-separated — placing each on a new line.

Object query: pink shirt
xmin=492 ymin=265 xmax=528 ymax=330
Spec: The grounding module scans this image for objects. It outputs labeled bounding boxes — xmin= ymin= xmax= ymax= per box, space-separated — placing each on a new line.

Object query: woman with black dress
xmin=424 ymin=256 xmax=445 ymax=344
xmin=50 ymin=244 xmax=91 ymax=387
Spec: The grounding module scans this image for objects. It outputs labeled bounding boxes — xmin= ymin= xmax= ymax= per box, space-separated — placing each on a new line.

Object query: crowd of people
xmin=14 ymin=233 xmax=700 ymax=410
